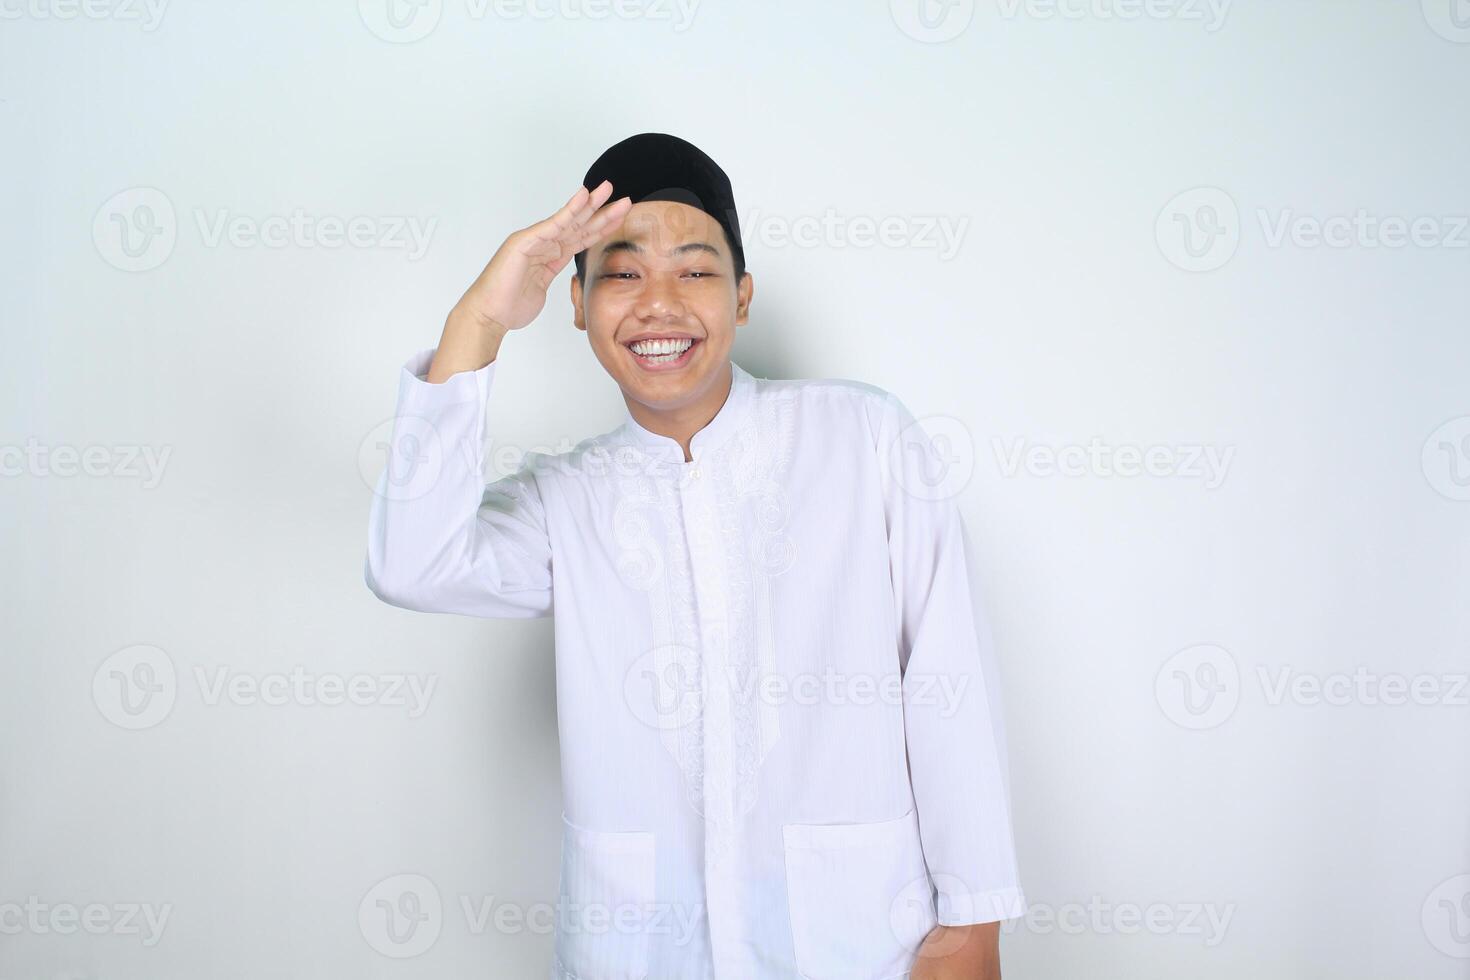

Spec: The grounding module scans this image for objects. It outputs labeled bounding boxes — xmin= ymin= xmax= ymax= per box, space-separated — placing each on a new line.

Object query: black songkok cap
xmin=579 ymin=132 xmax=745 ymax=273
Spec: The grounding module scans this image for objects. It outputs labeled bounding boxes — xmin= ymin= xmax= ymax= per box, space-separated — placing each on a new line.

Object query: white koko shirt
xmin=365 ymin=350 xmax=1026 ymax=980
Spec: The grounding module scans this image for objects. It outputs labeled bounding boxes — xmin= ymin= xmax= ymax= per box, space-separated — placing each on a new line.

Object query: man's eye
xmin=601 ymin=272 xmax=636 ymax=279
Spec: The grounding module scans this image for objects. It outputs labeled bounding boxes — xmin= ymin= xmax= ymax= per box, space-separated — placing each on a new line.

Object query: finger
xmin=536 ymin=182 xmax=599 ymax=239
xmin=543 ymin=250 xmax=575 ymax=278
xmin=527 ymin=187 xmax=627 ymax=257
xmin=564 ymin=179 xmax=612 ymax=225
xmin=551 ymin=195 xmax=629 ymax=256
xmin=581 ymin=195 xmax=631 ymax=234
xmin=565 ymin=180 xmax=616 ymax=231
xmin=574 ymin=196 xmax=632 ymax=247
xmin=555 ymin=184 xmax=592 ymax=223
xmin=564 ymin=201 xmax=629 ymax=257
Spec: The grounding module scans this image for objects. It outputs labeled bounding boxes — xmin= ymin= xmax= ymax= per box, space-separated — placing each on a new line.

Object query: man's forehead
xmin=614 ymin=200 xmax=721 ymax=240
xmin=594 ymin=201 xmax=726 ymax=258
xmin=598 ymin=240 xmax=723 ymax=262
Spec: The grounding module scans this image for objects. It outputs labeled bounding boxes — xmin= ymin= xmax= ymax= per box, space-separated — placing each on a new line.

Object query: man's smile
xmin=624 ymin=335 xmax=702 ymax=370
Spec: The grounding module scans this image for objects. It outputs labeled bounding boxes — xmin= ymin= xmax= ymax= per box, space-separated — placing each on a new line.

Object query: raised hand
xmin=427 ymin=180 xmax=633 ymax=382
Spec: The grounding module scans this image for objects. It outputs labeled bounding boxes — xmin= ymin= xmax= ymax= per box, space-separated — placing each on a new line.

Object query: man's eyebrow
xmin=599 ymin=241 xmax=722 ymax=259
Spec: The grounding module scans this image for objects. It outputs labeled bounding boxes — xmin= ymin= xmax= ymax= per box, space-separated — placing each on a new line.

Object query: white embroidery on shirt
xmin=604 ymin=383 xmax=798 ymax=824
xmin=712 ymin=392 xmax=796 ymax=818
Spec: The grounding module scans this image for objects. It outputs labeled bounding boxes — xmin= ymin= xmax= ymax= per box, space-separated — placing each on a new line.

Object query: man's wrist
xmin=446 ymin=304 xmax=510 ymax=339
xmin=428 ymin=307 xmax=510 ymax=383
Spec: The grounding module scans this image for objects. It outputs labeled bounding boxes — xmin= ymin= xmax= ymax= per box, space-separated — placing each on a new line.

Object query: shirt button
xmin=692 ymin=466 xmax=703 ymax=479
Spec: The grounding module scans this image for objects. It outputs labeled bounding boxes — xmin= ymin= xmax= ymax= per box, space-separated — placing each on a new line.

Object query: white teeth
xmin=630 ymin=338 xmax=694 ymax=358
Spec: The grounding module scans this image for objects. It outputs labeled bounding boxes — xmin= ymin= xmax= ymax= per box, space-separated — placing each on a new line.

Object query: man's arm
xmin=913 ymin=921 xmax=1002 ymax=980
xmin=363 ymin=339 xmax=555 ymax=618
xmin=871 ymin=390 xmax=1026 ymax=976
xmin=363 ymin=182 xmax=632 ymax=617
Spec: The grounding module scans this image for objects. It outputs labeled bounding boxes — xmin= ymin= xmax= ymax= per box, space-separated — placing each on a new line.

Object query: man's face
xmin=572 ymin=200 xmax=753 ymax=412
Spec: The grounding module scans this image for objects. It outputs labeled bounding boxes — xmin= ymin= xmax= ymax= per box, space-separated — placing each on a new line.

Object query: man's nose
xmin=634 ymin=273 xmax=686 ymax=320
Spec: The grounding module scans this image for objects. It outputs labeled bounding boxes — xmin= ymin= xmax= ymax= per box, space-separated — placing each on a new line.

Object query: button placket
xmin=678 ymin=461 xmax=740 ymax=977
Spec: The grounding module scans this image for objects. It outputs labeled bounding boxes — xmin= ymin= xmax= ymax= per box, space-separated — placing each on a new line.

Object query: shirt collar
xmin=616 ymin=359 xmax=757 ymax=462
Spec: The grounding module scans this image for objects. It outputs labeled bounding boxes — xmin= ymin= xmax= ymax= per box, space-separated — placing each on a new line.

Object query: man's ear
xmin=734 ymin=271 xmax=754 ymax=326
xmin=570 ymin=272 xmax=586 ymax=332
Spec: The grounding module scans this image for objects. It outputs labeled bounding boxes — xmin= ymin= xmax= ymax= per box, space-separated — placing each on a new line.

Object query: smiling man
xmin=365 ymin=133 xmax=1025 ymax=979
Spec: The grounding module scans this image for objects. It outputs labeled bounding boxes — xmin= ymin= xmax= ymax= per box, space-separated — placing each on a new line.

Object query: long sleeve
xmin=364 ymin=348 xmax=553 ymax=619
xmin=873 ymin=390 xmax=1026 ymax=926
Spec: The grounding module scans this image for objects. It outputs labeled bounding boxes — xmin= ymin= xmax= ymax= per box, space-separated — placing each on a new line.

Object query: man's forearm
xmin=426 ymin=306 xmax=510 ymax=384
xmin=912 ymin=921 xmax=1002 ymax=980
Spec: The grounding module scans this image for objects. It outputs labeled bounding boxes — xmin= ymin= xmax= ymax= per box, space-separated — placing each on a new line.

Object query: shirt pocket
xmin=554 ymin=812 xmax=657 ymax=980
xmin=781 ymin=806 xmax=938 ymax=980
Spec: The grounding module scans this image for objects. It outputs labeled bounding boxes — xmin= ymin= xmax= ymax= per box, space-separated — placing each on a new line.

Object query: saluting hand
xmin=427 ymin=180 xmax=632 ymax=383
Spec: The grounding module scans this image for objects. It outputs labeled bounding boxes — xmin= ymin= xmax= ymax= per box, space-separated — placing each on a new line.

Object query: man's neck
xmin=624 ymin=361 xmax=733 ymax=462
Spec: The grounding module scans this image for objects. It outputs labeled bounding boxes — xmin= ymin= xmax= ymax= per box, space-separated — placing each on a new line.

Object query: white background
xmin=2 ymin=1 xmax=1468 ymax=977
